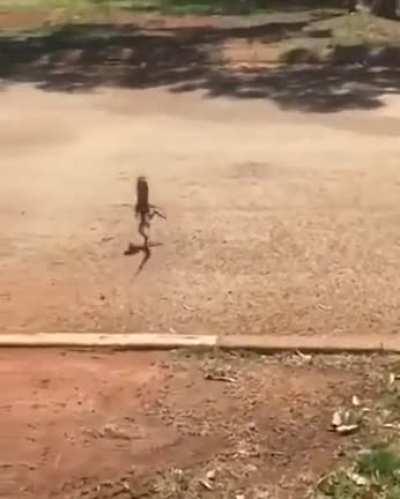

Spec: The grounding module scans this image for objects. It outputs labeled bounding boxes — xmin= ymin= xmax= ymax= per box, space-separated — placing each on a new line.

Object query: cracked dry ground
xmin=0 ymin=349 xmax=381 ymax=499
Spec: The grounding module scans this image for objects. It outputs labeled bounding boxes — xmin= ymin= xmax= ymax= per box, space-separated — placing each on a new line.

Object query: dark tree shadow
xmin=177 ymin=64 xmax=400 ymax=112
xmin=0 ymin=19 xmax=313 ymax=90
xmin=0 ymin=11 xmax=400 ymax=112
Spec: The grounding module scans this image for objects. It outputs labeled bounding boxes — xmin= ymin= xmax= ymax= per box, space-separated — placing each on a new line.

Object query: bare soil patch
xmin=0 ymin=349 xmax=380 ymax=498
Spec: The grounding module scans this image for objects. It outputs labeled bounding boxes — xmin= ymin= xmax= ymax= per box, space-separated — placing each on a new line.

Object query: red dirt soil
xmin=0 ymin=349 xmax=375 ymax=498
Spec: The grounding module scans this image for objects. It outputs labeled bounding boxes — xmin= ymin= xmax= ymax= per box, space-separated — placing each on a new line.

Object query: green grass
xmin=0 ymin=0 xmax=271 ymax=16
xmin=314 ymin=368 xmax=400 ymax=499
xmin=358 ymin=449 xmax=400 ymax=479
xmin=313 ymin=10 xmax=400 ymax=45
xmin=316 ymin=448 xmax=400 ymax=499
xmin=277 ymin=11 xmax=400 ymax=66
xmin=0 ymin=0 xmax=346 ymax=17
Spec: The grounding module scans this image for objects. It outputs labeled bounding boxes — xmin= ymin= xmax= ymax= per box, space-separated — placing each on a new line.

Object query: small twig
xmin=382 ymin=423 xmax=400 ymax=430
xmin=199 ymin=479 xmax=213 ymax=491
xmin=268 ymin=450 xmax=286 ymax=456
xmin=204 ymin=373 xmax=236 ymax=383
xmin=314 ymin=471 xmax=336 ymax=491
xmin=295 ymin=349 xmax=312 ymax=361
xmin=317 ymin=303 xmax=332 ymax=311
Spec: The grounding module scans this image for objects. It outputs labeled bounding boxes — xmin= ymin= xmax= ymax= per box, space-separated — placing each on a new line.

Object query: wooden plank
xmin=218 ymin=334 xmax=399 ymax=354
xmin=0 ymin=333 xmax=398 ymax=354
xmin=0 ymin=333 xmax=218 ymax=349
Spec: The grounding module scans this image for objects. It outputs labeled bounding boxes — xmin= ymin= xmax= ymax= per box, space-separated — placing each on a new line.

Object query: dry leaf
xmin=332 ymin=411 xmax=342 ymax=427
xmin=206 ymin=470 xmax=216 ymax=481
xmin=348 ymin=472 xmax=369 ymax=486
xmin=336 ymin=424 xmax=359 ymax=435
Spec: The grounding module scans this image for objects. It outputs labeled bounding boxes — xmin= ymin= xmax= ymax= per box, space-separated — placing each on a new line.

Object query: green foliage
xmin=316 ymin=448 xmax=400 ymax=499
xmin=0 ymin=0 xmax=345 ymax=16
xmin=0 ymin=0 xmax=270 ymax=16
xmin=358 ymin=449 xmax=400 ymax=479
xmin=315 ymin=471 xmax=362 ymax=498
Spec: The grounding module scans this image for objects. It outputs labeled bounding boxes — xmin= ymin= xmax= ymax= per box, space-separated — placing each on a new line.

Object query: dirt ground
xmin=2 ymin=83 xmax=400 ymax=336
xmin=2 ymin=10 xmax=400 ymax=499
xmin=2 ymin=12 xmax=400 ymax=337
xmin=0 ymin=348 xmax=381 ymax=498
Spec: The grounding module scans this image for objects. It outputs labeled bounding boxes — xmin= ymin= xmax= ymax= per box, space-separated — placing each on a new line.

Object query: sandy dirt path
xmin=1 ymin=84 xmax=400 ymax=336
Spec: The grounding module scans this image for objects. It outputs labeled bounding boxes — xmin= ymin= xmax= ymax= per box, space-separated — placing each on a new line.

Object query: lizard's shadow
xmin=124 ymin=241 xmax=163 ymax=275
